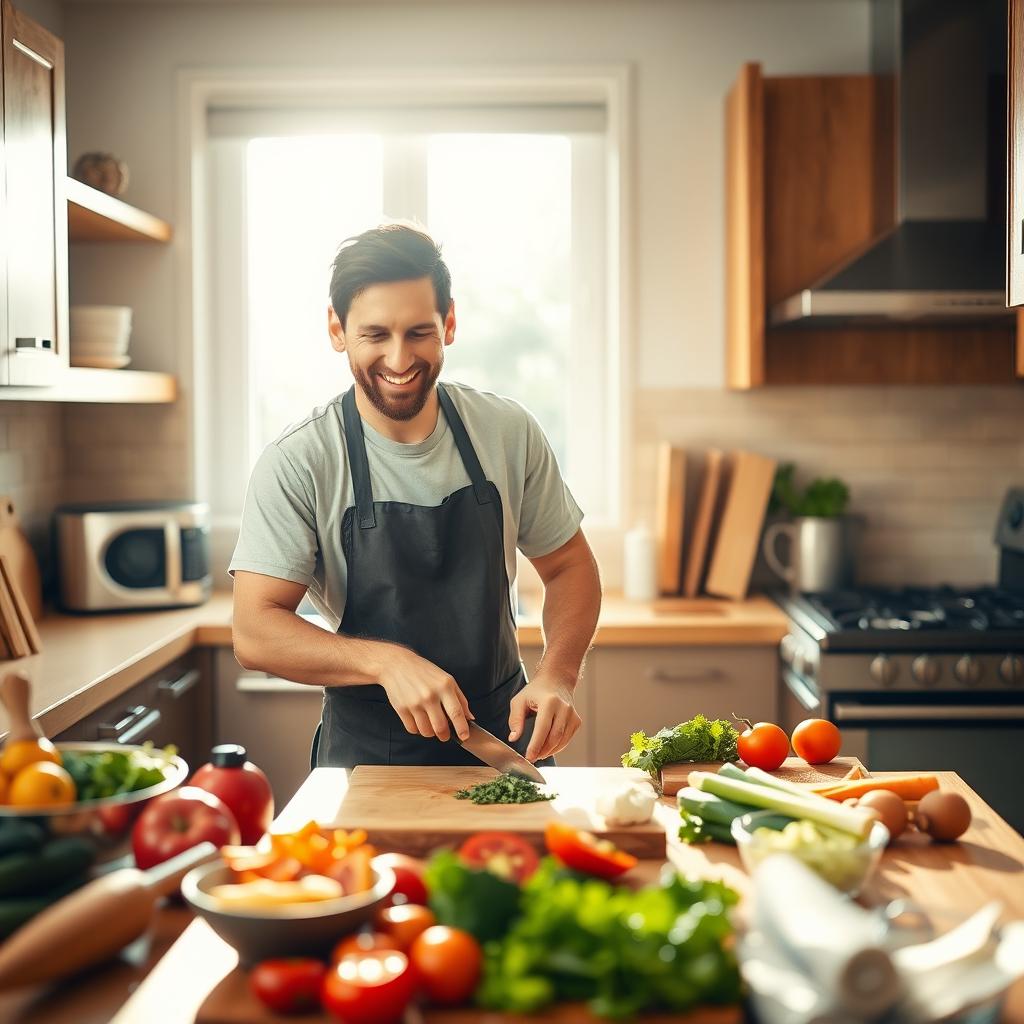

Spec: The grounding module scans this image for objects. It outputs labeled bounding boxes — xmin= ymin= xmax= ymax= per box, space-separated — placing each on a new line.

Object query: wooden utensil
xmin=682 ymin=449 xmax=724 ymax=598
xmin=0 ymin=579 xmax=29 ymax=659
xmin=0 ymin=671 xmax=43 ymax=742
xmin=0 ymin=842 xmax=219 ymax=991
xmin=325 ymin=766 xmax=668 ymax=858
xmin=0 ymin=557 xmax=41 ymax=655
xmin=0 ymin=497 xmax=42 ymax=622
xmin=655 ymin=443 xmax=687 ymax=595
xmin=661 ymin=755 xmax=868 ymax=797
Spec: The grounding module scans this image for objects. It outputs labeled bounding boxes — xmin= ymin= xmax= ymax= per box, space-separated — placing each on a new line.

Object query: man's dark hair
xmin=328 ymin=223 xmax=452 ymax=327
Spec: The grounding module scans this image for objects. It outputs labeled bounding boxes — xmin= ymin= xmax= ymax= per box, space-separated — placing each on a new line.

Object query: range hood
xmin=770 ymin=0 xmax=1013 ymax=327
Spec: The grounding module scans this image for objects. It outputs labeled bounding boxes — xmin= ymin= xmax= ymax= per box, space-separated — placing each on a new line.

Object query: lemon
xmin=0 ymin=737 xmax=61 ymax=778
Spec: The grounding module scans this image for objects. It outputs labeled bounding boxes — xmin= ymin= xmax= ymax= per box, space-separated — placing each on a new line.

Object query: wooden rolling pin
xmin=0 ymin=841 xmax=219 ymax=989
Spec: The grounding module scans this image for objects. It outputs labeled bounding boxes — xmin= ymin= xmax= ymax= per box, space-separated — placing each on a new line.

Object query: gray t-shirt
xmin=228 ymin=381 xmax=583 ymax=629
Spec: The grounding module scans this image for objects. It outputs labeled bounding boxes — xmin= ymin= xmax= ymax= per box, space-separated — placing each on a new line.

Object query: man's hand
xmin=508 ymin=674 xmax=581 ymax=762
xmin=378 ymin=646 xmax=474 ymax=743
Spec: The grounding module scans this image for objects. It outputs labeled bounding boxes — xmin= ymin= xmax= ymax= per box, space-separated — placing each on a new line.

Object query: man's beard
xmin=351 ymin=355 xmax=442 ymax=422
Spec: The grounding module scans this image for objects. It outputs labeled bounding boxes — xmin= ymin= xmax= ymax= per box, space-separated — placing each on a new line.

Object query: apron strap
xmin=341 ymin=386 xmax=376 ymax=529
xmin=437 ymin=383 xmax=492 ymax=505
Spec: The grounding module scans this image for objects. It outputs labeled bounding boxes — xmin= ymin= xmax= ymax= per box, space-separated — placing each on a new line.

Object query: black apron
xmin=313 ymin=382 xmax=550 ymax=769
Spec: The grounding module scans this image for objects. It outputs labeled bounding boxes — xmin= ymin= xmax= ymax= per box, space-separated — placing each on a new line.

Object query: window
xmin=204 ymin=98 xmax=617 ymax=527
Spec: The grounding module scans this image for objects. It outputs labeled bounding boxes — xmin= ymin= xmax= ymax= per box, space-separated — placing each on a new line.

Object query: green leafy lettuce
xmin=621 ymin=715 xmax=739 ymax=780
xmin=476 ymin=857 xmax=741 ymax=1018
xmin=425 ymin=850 xmax=522 ymax=943
xmin=61 ymin=743 xmax=173 ymax=802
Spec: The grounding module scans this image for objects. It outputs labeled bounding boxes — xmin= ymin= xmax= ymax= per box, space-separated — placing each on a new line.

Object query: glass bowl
xmin=731 ymin=810 xmax=889 ymax=897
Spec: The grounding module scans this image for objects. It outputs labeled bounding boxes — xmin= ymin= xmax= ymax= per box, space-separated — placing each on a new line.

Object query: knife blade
xmin=457 ymin=721 xmax=546 ymax=784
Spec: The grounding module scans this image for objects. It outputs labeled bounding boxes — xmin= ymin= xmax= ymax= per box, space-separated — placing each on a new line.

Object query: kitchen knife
xmin=458 ymin=720 xmax=546 ymax=783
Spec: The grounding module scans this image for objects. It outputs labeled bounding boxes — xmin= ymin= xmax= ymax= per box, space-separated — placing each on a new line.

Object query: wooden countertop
xmin=1 ymin=592 xmax=787 ymax=739
xmin=0 ymin=763 xmax=1015 ymax=1024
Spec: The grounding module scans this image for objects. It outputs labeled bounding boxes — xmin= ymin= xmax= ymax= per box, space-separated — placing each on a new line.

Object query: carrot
xmin=816 ymin=775 xmax=939 ymax=802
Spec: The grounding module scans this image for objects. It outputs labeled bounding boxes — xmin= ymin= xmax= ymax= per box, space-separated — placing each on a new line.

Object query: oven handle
xmin=833 ymin=703 xmax=1024 ymax=722
xmin=782 ymin=669 xmax=821 ymax=712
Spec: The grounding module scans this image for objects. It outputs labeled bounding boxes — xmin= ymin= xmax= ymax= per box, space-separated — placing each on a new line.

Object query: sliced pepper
xmin=543 ymin=821 xmax=638 ymax=879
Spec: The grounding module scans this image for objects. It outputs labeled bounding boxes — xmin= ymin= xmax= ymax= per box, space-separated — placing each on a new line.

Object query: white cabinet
xmin=590 ymin=647 xmax=778 ymax=766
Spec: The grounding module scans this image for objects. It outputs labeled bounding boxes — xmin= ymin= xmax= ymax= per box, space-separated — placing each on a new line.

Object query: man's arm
xmin=232 ymin=571 xmax=472 ymax=742
xmin=508 ymin=529 xmax=602 ymax=761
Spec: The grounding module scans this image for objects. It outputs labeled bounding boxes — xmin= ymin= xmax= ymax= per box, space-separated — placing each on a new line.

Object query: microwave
xmin=55 ymin=501 xmax=211 ymax=611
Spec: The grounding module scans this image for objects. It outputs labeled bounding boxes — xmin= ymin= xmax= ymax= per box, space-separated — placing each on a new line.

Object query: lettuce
xmin=620 ymin=715 xmax=739 ymax=779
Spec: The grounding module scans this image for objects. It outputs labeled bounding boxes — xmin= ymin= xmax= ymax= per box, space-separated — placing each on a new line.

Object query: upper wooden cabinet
xmin=1008 ymin=0 xmax=1024 ymax=377
xmin=726 ymin=63 xmax=1020 ymax=389
xmin=0 ymin=0 xmax=68 ymax=387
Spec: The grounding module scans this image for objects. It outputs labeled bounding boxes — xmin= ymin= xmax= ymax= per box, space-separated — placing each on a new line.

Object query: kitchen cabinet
xmin=0 ymin=0 xmax=68 ymax=387
xmin=1009 ymin=0 xmax=1024 ymax=374
xmin=589 ymin=646 xmax=777 ymax=766
xmin=726 ymin=62 xmax=1020 ymax=388
xmin=54 ymin=652 xmax=214 ymax=773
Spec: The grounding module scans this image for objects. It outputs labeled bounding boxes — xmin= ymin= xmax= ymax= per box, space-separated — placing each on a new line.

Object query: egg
xmin=914 ymin=791 xmax=972 ymax=842
xmin=857 ymin=789 xmax=908 ymax=841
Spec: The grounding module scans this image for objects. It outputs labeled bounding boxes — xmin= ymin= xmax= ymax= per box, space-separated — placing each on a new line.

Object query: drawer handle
xmin=158 ymin=668 xmax=201 ymax=700
xmin=99 ymin=705 xmax=162 ymax=744
xmin=14 ymin=337 xmax=53 ymax=351
xmin=647 ymin=668 xmax=725 ymax=684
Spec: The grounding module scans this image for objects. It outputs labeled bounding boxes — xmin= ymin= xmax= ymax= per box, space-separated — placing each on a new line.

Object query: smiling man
xmin=230 ymin=223 xmax=602 ymax=769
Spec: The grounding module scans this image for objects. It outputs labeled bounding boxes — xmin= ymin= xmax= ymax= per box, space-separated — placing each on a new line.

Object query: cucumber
xmin=699 ymin=820 xmax=736 ymax=844
xmin=0 ymin=820 xmax=46 ymax=858
xmin=0 ymin=837 xmax=95 ymax=898
xmin=0 ymin=871 xmax=90 ymax=940
xmin=677 ymin=787 xmax=751 ymax=828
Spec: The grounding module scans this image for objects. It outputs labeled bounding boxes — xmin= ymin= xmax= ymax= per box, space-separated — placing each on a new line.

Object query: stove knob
xmin=870 ymin=654 xmax=897 ymax=686
xmin=954 ymin=655 xmax=981 ymax=686
xmin=912 ymin=655 xmax=940 ymax=687
xmin=999 ymin=654 xmax=1024 ymax=686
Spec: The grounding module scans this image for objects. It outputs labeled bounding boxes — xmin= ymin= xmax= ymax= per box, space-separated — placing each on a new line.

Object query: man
xmin=230 ymin=223 xmax=601 ymax=769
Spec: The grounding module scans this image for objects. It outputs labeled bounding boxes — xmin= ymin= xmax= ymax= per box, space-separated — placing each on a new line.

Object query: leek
xmin=735 ymin=765 xmax=838 ymax=806
xmin=677 ymin=787 xmax=753 ymax=828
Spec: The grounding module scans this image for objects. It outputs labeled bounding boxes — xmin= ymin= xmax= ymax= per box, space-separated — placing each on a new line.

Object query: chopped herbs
xmin=621 ymin=715 xmax=739 ymax=780
xmin=454 ymin=773 xmax=555 ymax=805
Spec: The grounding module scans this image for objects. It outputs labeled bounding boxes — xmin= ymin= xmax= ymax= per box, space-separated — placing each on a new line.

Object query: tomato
xmin=543 ymin=821 xmax=637 ymax=879
xmin=326 ymin=844 xmax=375 ymax=894
xmin=190 ymin=745 xmax=275 ymax=846
xmin=373 ymin=852 xmax=428 ymax=905
xmin=409 ymin=926 xmax=482 ymax=1006
xmin=321 ymin=951 xmax=416 ymax=1024
xmin=131 ymin=787 xmax=240 ymax=870
xmin=332 ymin=931 xmax=401 ymax=962
xmin=374 ymin=902 xmax=436 ymax=950
xmin=458 ymin=831 xmax=540 ymax=883
xmin=735 ymin=717 xmax=790 ymax=771
xmin=791 ymin=718 xmax=842 ymax=765
xmin=250 ymin=958 xmax=326 ymax=1014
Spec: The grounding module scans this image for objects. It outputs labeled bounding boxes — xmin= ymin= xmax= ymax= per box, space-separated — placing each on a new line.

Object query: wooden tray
xmin=198 ymin=965 xmax=741 ymax=1023
xmin=661 ymin=756 xmax=866 ymax=796
xmin=323 ymin=766 xmax=669 ymax=859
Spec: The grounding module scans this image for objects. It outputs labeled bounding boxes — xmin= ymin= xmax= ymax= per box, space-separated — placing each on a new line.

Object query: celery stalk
xmin=690 ymin=771 xmax=875 ymax=839
xmin=677 ymin=787 xmax=752 ymax=827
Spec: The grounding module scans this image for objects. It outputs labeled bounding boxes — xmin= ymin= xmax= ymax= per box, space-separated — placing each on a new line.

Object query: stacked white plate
xmin=70 ymin=306 xmax=132 ymax=368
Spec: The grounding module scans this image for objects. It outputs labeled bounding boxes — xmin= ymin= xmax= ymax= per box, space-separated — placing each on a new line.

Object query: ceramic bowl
xmin=182 ymin=860 xmax=395 ymax=965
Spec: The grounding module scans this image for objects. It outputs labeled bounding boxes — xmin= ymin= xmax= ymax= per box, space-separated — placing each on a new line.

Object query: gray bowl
xmin=182 ymin=860 xmax=395 ymax=965
xmin=0 ymin=742 xmax=188 ymax=863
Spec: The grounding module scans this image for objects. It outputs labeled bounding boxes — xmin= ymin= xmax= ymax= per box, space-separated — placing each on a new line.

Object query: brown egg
xmin=914 ymin=791 xmax=972 ymax=842
xmin=857 ymin=789 xmax=908 ymax=841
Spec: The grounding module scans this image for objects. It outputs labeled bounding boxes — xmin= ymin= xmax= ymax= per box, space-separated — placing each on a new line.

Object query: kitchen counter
xmin=0 ymin=763 xmax=1019 ymax=1024
xmin=1 ymin=592 xmax=788 ymax=739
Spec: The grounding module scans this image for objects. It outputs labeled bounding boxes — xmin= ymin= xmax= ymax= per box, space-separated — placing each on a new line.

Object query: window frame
xmin=179 ymin=66 xmax=633 ymax=566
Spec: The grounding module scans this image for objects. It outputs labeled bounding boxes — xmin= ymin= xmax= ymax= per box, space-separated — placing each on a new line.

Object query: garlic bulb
xmin=596 ymin=781 xmax=658 ymax=825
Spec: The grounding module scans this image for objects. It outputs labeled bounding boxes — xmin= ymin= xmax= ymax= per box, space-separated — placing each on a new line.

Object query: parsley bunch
xmin=621 ymin=715 xmax=738 ymax=780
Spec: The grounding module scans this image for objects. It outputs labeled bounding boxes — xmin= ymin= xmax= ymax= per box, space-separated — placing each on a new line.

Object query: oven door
xmin=829 ymin=692 xmax=1024 ymax=834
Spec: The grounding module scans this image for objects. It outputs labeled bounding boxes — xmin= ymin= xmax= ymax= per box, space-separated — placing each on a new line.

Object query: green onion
xmin=677 ymin=787 xmax=752 ymax=828
xmin=727 ymin=764 xmax=838 ymax=806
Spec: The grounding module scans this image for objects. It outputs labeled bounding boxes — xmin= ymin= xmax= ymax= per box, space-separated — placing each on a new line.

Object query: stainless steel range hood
xmin=770 ymin=0 xmax=1013 ymax=328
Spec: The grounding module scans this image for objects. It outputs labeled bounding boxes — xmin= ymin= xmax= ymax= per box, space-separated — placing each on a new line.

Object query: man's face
xmin=329 ymin=278 xmax=454 ymax=422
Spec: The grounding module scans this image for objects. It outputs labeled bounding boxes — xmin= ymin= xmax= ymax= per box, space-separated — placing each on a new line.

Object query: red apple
xmin=132 ymin=786 xmax=239 ymax=869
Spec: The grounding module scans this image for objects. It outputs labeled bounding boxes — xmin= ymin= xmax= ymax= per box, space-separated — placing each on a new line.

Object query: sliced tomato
xmin=458 ymin=831 xmax=540 ymax=883
xmin=544 ymin=821 xmax=637 ymax=879
xmin=326 ymin=844 xmax=376 ymax=894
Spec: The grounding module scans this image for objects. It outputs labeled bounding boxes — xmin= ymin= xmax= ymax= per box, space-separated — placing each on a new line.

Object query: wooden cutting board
xmin=0 ymin=497 xmax=42 ymax=622
xmin=681 ymin=449 xmax=723 ymax=598
xmin=655 ymin=443 xmax=687 ymax=595
xmin=324 ymin=766 xmax=668 ymax=859
xmin=661 ymin=755 xmax=866 ymax=797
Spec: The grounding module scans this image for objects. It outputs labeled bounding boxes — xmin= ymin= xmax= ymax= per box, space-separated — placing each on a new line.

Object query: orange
xmin=9 ymin=761 xmax=76 ymax=808
xmin=0 ymin=772 xmax=8 ymax=804
xmin=0 ymin=737 xmax=62 ymax=777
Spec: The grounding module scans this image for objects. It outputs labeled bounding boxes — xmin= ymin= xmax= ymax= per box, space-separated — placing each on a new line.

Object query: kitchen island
xmin=0 ymin=764 xmax=1021 ymax=1024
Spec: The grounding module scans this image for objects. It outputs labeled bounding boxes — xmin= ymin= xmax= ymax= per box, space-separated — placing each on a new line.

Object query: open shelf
xmin=66 ymin=177 xmax=173 ymax=243
xmin=0 ymin=367 xmax=177 ymax=403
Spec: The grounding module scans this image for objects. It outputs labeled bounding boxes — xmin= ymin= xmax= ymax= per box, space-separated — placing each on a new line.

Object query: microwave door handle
xmin=164 ymin=521 xmax=181 ymax=590
xmin=833 ymin=704 xmax=1024 ymax=722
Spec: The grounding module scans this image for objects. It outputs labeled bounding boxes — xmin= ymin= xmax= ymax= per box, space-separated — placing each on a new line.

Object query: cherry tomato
xmin=321 ymin=951 xmax=416 ymax=1024
xmin=734 ymin=716 xmax=790 ymax=771
xmin=409 ymin=925 xmax=482 ymax=1006
xmin=374 ymin=902 xmax=437 ymax=950
xmin=791 ymin=718 xmax=842 ymax=765
xmin=458 ymin=831 xmax=540 ymax=883
xmin=543 ymin=821 xmax=637 ymax=879
xmin=373 ymin=852 xmax=428 ymax=905
xmin=331 ymin=931 xmax=400 ymax=962
xmin=249 ymin=958 xmax=326 ymax=1014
